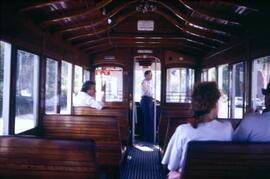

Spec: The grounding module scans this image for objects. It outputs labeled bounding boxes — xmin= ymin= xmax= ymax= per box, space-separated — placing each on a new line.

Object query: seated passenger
xmin=162 ymin=82 xmax=233 ymax=178
xmin=73 ymin=80 xmax=104 ymax=110
xmin=233 ymin=81 xmax=270 ymax=141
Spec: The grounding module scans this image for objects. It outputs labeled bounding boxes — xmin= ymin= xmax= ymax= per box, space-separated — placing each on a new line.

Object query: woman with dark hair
xmin=162 ymin=82 xmax=233 ymax=178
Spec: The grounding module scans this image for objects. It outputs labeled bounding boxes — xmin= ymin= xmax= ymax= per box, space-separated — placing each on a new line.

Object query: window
xmin=95 ymin=66 xmax=123 ymax=102
xmin=252 ymin=56 xmax=270 ymax=112
xmin=218 ymin=64 xmax=229 ymax=118
xmin=0 ymin=41 xmax=11 ymax=135
xmin=231 ymin=62 xmax=244 ymax=119
xmin=15 ymin=50 xmax=39 ymax=134
xmin=83 ymin=69 xmax=90 ymax=82
xmin=166 ymin=68 xmax=194 ymax=103
xmin=208 ymin=67 xmax=217 ymax=81
xmin=60 ymin=61 xmax=72 ymax=114
xmin=133 ymin=62 xmax=161 ymax=102
xmin=201 ymin=68 xmax=216 ymax=82
xmin=201 ymin=69 xmax=207 ymax=82
xmin=73 ymin=65 xmax=83 ymax=104
xmin=45 ymin=58 xmax=58 ymax=114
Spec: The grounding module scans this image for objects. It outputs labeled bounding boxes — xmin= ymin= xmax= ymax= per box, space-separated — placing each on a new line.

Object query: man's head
xmin=262 ymin=81 xmax=270 ymax=110
xmin=81 ymin=81 xmax=96 ymax=97
xmin=144 ymin=70 xmax=152 ymax=80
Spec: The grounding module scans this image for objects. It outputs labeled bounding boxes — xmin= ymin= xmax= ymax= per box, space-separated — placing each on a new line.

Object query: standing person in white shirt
xmin=233 ymin=81 xmax=270 ymax=142
xmin=162 ymin=82 xmax=233 ymax=179
xmin=74 ymin=80 xmax=104 ymax=110
xmin=140 ymin=70 xmax=154 ymax=143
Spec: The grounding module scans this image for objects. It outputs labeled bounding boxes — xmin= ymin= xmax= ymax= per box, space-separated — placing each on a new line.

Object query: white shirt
xmin=162 ymin=120 xmax=233 ymax=172
xmin=73 ymin=91 xmax=104 ymax=110
xmin=233 ymin=112 xmax=270 ymax=142
xmin=141 ymin=79 xmax=153 ymax=97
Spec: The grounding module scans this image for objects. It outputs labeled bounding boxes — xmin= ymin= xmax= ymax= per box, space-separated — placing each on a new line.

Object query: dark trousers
xmin=140 ymin=96 xmax=154 ymax=143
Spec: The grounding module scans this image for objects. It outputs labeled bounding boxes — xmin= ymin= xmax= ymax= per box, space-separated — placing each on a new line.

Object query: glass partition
xmin=95 ymin=66 xmax=123 ymax=102
xmin=252 ymin=56 xmax=270 ymax=112
xmin=45 ymin=58 xmax=58 ymax=114
xmin=15 ymin=50 xmax=39 ymax=134
xmin=166 ymin=68 xmax=194 ymax=103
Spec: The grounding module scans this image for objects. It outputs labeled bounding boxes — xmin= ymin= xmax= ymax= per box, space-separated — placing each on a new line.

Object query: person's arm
xmin=85 ymin=96 xmax=104 ymax=110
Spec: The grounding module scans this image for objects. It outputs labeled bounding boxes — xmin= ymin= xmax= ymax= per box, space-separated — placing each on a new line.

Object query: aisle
xmin=121 ymin=142 xmax=165 ymax=179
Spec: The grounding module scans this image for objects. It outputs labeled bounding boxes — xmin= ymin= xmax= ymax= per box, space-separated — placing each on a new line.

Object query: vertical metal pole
xmin=132 ymin=61 xmax=136 ymax=145
xmin=153 ymin=58 xmax=157 ymax=144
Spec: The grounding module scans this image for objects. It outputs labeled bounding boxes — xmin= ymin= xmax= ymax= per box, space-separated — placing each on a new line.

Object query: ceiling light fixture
xmin=136 ymin=0 xmax=156 ymax=14
xmin=107 ymin=18 xmax=112 ymax=24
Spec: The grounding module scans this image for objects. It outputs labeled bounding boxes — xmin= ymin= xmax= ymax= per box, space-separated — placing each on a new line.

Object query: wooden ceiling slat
xmin=40 ymin=0 xmax=112 ymax=28
xmin=19 ymin=0 xmax=70 ymax=12
xmin=179 ymin=0 xmax=242 ymax=26
xmin=76 ymin=32 xmax=221 ymax=50
xmin=84 ymin=41 xmax=204 ymax=53
xmin=77 ymin=35 xmax=217 ymax=50
xmin=156 ymin=1 xmax=232 ymax=37
xmin=154 ymin=10 xmax=226 ymax=45
xmin=65 ymin=11 xmax=136 ymax=41
xmin=65 ymin=8 xmax=227 ymax=44
xmin=57 ymin=0 xmax=138 ymax=34
xmin=90 ymin=44 xmax=202 ymax=57
xmin=219 ymin=0 xmax=259 ymax=12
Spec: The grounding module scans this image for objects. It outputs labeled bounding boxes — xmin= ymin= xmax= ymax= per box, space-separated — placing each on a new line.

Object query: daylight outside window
xmin=15 ymin=50 xmax=39 ymax=134
xmin=45 ymin=58 xmax=58 ymax=114
xmin=95 ymin=66 xmax=123 ymax=102
xmin=252 ymin=56 xmax=270 ymax=112
xmin=166 ymin=68 xmax=194 ymax=103
xmin=218 ymin=64 xmax=229 ymax=118
xmin=0 ymin=41 xmax=11 ymax=135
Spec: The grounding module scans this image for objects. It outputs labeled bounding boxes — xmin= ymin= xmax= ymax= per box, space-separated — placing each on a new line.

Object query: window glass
xmin=201 ymin=69 xmax=207 ymax=82
xmin=166 ymin=68 xmax=194 ymax=103
xmin=208 ymin=67 xmax=216 ymax=81
xmin=83 ymin=69 xmax=90 ymax=82
xmin=134 ymin=62 xmax=161 ymax=102
xmin=95 ymin=66 xmax=123 ymax=102
xmin=15 ymin=50 xmax=39 ymax=134
xmin=73 ymin=65 xmax=83 ymax=104
xmin=60 ymin=61 xmax=72 ymax=114
xmin=231 ymin=62 xmax=244 ymax=119
xmin=45 ymin=58 xmax=58 ymax=114
xmin=218 ymin=64 xmax=229 ymax=118
xmin=0 ymin=41 xmax=11 ymax=135
xmin=252 ymin=56 xmax=270 ymax=112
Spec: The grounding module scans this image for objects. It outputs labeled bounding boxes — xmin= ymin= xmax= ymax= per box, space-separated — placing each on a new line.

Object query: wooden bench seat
xmin=41 ymin=115 xmax=123 ymax=177
xmin=73 ymin=107 xmax=129 ymax=146
xmin=182 ymin=141 xmax=270 ymax=179
xmin=0 ymin=136 xmax=98 ymax=179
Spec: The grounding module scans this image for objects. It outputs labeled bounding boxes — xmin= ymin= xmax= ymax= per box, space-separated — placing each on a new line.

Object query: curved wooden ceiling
xmin=17 ymin=0 xmax=269 ymax=57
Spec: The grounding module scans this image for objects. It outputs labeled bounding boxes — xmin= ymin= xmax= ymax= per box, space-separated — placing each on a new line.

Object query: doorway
xmin=132 ymin=56 xmax=161 ymax=144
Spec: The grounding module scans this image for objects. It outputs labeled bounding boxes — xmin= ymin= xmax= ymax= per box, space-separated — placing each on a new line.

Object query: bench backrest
xmin=42 ymin=115 xmax=122 ymax=167
xmin=182 ymin=141 xmax=270 ymax=179
xmin=0 ymin=136 xmax=98 ymax=178
xmin=73 ymin=107 xmax=129 ymax=146
xmin=158 ymin=105 xmax=193 ymax=155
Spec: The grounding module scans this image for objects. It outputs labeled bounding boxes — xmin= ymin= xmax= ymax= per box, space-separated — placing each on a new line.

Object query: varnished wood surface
xmin=73 ymin=107 xmax=129 ymax=146
xmin=0 ymin=136 xmax=98 ymax=179
xmin=182 ymin=141 xmax=270 ymax=179
xmin=42 ymin=115 xmax=123 ymax=168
